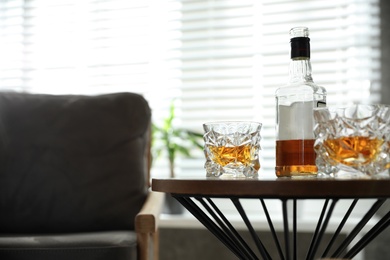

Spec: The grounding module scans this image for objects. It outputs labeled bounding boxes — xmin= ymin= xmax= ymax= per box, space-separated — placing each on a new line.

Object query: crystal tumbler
xmin=203 ymin=121 xmax=262 ymax=178
xmin=313 ymin=104 xmax=390 ymax=178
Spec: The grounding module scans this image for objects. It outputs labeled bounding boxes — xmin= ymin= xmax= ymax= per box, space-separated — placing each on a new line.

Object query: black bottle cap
xmin=290 ymin=37 xmax=310 ymax=59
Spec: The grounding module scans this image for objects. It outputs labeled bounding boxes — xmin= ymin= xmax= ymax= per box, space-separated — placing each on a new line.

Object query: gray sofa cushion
xmin=0 ymin=92 xmax=150 ymax=233
xmin=0 ymin=231 xmax=137 ymax=260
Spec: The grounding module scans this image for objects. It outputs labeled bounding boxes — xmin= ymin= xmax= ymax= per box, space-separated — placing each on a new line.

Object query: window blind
xmin=0 ymin=0 xmax=381 ymax=178
xmin=0 ymin=0 xmax=178 ymax=122
xmin=175 ymin=0 xmax=381 ymax=177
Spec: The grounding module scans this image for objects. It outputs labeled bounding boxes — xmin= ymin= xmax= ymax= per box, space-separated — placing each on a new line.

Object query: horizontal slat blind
xmin=0 ymin=0 xmax=381 ymax=178
xmin=0 ymin=0 xmax=179 ymax=122
xmin=176 ymin=0 xmax=380 ymax=177
xmin=175 ymin=0 xmax=258 ymax=176
xmin=0 ymin=0 xmax=26 ymax=92
xmin=259 ymin=0 xmax=380 ymax=176
xmin=25 ymin=0 xmax=156 ymax=96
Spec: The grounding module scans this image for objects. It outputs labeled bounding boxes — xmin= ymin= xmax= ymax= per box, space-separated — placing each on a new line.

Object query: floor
xmin=159 ymin=228 xmax=360 ymax=260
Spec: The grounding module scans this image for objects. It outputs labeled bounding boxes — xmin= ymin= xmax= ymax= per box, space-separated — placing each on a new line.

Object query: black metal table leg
xmin=344 ymin=210 xmax=390 ymax=259
xmin=174 ymin=196 xmax=246 ymax=259
xmin=332 ymin=198 xmax=386 ymax=258
xmin=171 ymin=195 xmax=389 ymax=260
xmin=232 ymin=198 xmax=270 ymax=260
xmin=260 ymin=199 xmax=285 ymax=260
xmin=199 ymin=198 xmax=258 ymax=259
xmin=282 ymin=199 xmax=291 ymax=260
xmin=321 ymin=199 xmax=358 ymax=258
xmin=307 ymin=199 xmax=339 ymax=260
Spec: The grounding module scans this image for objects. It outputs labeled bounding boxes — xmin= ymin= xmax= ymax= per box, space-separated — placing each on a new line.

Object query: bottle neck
xmin=289 ymin=36 xmax=313 ymax=83
xmin=289 ymin=57 xmax=313 ymax=83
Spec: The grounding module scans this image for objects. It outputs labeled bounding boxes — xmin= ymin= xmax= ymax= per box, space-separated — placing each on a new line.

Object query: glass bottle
xmin=275 ymin=27 xmax=326 ymax=177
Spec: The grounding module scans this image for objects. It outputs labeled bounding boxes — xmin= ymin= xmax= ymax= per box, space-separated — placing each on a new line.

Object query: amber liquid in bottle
xmin=275 ymin=139 xmax=317 ymax=177
xmin=275 ymin=27 xmax=326 ymax=177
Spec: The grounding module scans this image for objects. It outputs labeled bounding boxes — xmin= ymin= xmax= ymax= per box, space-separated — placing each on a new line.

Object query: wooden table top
xmin=151 ymin=176 xmax=390 ymax=199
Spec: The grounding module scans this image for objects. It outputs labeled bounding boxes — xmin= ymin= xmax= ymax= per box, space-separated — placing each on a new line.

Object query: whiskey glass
xmin=313 ymin=104 xmax=390 ymax=178
xmin=203 ymin=121 xmax=262 ymax=178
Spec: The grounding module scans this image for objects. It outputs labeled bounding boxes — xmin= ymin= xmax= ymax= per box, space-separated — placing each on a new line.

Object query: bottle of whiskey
xmin=275 ymin=27 xmax=326 ymax=177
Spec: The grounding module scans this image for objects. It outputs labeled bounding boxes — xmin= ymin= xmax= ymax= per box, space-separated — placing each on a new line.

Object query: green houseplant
xmin=152 ymin=101 xmax=203 ymax=214
xmin=152 ymin=101 xmax=203 ymax=178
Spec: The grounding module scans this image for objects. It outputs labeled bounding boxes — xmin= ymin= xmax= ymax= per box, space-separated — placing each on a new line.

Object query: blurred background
xmin=1 ymin=0 xmax=387 ymax=178
xmin=1 ymin=1 xmax=389 ymax=259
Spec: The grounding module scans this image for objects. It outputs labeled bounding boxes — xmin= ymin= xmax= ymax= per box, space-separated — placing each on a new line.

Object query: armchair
xmin=0 ymin=91 xmax=164 ymax=260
